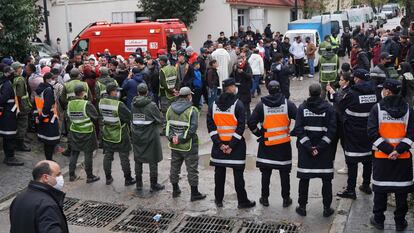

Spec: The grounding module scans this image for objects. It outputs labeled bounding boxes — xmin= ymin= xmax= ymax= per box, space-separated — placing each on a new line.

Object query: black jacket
xmin=10 ymin=181 xmax=69 ymax=233
xmin=233 ymin=63 xmax=253 ymax=103
xmin=270 ymin=62 xmax=294 ymax=99
xmin=354 ymin=51 xmax=370 ymax=71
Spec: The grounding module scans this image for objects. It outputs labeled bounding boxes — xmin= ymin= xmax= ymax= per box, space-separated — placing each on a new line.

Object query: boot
xmin=296 ymin=206 xmax=307 ymax=216
xmin=136 ymin=176 xmax=143 ymax=191
xmin=238 ymin=200 xmax=256 ymax=209
xmin=172 ymin=183 xmax=181 ymax=198
xmin=105 ymin=175 xmax=114 ymax=185
xmin=396 ymin=219 xmax=408 ymax=232
xmin=370 ymin=216 xmax=384 ymax=230
xmin=124 ymin=175 xmax=136 ymax=186
xmin=283 ymin=198 xmax=293 ymax=208
xmin=337 ymin=189 xmax=357 ymax=199
xmin=190 ymin=186 xmax=206 ymax=202
xmin=16 ymin=139 xmax=31 ymax=152
xmin=150 ymin=177 xmax=164 ymax=192
xmin=259 ymin=197 xmax=269 ymax=207
xmin=3 ymin=157 xmax=24 ymax=166
xmin=323 ymin=207 xmax=335 ymax=217
xmin=69 ymin=172 xmax=79 ymax=182
xmin=86 ymin=175 xmax=100 ymax=183
xmin=359 ymin=184 xmax=372 ymax=194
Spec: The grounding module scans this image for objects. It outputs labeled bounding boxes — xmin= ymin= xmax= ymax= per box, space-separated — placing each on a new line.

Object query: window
xmin=112 ymin=12 xmax=135 ymax=23
xmin=238 ymin=9 xmax=245 ymax=28
xmin=74 ymin=39 xmax=89 ymax=54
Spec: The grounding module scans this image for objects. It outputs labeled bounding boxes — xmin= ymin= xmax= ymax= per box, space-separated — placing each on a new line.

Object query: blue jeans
xmin=208 ymin=87 xmax=218 ymax=109
xmin=308 ymin=58 xmax=315 ymax=76
xmin=250 ymin=75 xmax=261 ymax=96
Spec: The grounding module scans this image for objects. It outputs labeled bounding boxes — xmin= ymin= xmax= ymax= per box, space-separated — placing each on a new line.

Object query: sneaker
xmin=172 ymin=188 xmax=182 ymax=198
xmin=396 ymin=219 xmax=408 ymax=231
xmin=295 ymin=206 xmax=307 ymax=216
xmin=69 ymin=174 xmax=79 ymax=182
xmin=299 ymin=76 xmax=303 ymax=81
xmin=323 ymin=207 xmax=335 ymax=217
xmin=238 ymin=200 xmax=256 ymax=209
xmin=283 ymin=198 xmax=293 ymax=208
xmin=359 ymin=184 xmax=372 ymax=195
xmin=292 ymin=77 xmax=298 ymax=81
xmin=337 ymin=167 xmax=348 ymax=174
xmin=86 ymin=175 xmax=100 ymax=184
xmin=337 ymin=189 xmax=357 ymax=199
xmin=215 ymin=200 xmax=223 ymax=208
xmin=106 ymin=177 xmax=114 ymax=185
xmin=150 ymin=183 xmax=165 ymax=192
xmin=308 ymin=74 xmax=314 ymax=78
xmin=259 ymin=197 xmax=269 ymax=207
xmin=125 ymin=177 xmax=137 ymax=186
xmin=370 ymin=216 xmax=384 ymax=230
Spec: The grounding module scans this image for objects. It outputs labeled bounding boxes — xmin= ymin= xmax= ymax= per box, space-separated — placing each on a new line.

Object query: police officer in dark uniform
xmin=337 ymin=69 xmax=378 ymax=199
xmin=0 ymin=66 xmax=23 ymax=166
xmin=293 ymin=83 xmax=337 ymax=217
xmin=248 ymin=81 xmax=297 ymax=207
xmin=367 ymin=79 xmax=414 ymax=231
xmin=207 ymin=78 xmax=255 ymax=209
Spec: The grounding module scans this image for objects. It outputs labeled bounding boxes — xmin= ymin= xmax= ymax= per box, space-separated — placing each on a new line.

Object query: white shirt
xmin=289 ymin=41 xmax=305 ymax=59
xmin=248 ymin=53 xmax=264 ymax=75
xmin=211 ymin=48 xmax=231 ymax=89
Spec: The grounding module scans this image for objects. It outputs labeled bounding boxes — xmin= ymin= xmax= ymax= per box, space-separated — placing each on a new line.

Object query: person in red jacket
xmin=372 ymin=38 xmax=382 ymax=67
xmin=186 ymin=46 xmax=199 ymax=65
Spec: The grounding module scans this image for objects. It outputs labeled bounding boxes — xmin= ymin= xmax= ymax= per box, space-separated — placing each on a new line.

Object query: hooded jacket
xmin=35 ymin=82 xmax=60 ymax=145
xmin=270 ymin=62 xmax=293 ymax=99
xmin=122 ymin=72 xmax=145 ymax=109
xmin=293 ymin=96 xmax=337 ymax=179
xmin=400 ymin=64 xmax=414 ymax=107
xmin=0 ymin=74 xmax=17 ymax=138
xmin=248 ymin=93 xmax=297 ymax=170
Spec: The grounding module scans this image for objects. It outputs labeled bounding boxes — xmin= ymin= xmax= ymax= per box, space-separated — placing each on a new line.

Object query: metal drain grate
xmin=66 ymin=200 xmax=127 ymax=228
xmin=173 ymin=216 xmax=235 ymax=233
xmin=111 ymin=209 xmax=176 ymax=232
xmin=63 ymin=197 xmax=80 ymax=212
xmin=239 ymin=221 xmax=300 ymax=233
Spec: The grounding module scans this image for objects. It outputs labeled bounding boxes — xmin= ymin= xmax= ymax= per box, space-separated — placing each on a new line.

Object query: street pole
xmin=43 ymin=0 xmax=50 ymax=44
xmin=337 ymin=0 xmax=340 ymax=12
xmin=294 ymin=0 xmax=298 ymax=20
xmin=64 ymin=0 xmax=71 ymax=50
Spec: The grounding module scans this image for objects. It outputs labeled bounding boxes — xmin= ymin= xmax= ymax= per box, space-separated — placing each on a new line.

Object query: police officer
xmin=367 ymin=79 xmax=414 ymax=231
xmin=330 ymin=32 xmax=339 ymax=53
xmin=248 ymin=81 xmax=297 ymax=207
xmin=11 ymin=62 xmax=31 ymax=152
xmin=319 ymin=46 xmax=339 ymax=99
xmin=60 ymin=68 xmax=91 ymax=157
xmin=293 ymin=83 xmax=337 ymax=217
xmin=0 ymin=66 xmax=23 ymax=166
xmin=159 ymin=55 xmax=179 ymax=135
xmin=98 ymin=83 xmax=135 ymax=186
xmin=166 ymin=87 xmax=206 ymax=201
xmin=337 ymin=69 xmax=377 ymax=199
xmin=131 ymin=83 xmax=164 ymax=192
xmin=95 ymin=67 xmax=118 ymax=103
xmin=34 ymin=73 xmax=60 ymax=160
xmin=318 ymin=35 xmax=332 ymax=55
xmin=67 ymin=84 xmax=100 ymax=183
xmin=207 ymin=78 xmax=255 ymax=208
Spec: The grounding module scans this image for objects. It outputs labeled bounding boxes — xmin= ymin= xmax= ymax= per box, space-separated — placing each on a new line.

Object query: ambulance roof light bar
xmin=156 ymin=19 xmax=181 ymax=23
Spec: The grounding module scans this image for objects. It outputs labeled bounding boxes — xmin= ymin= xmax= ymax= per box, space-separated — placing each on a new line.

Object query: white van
xmin=283 ymin=29 xmax=321 ymax=69
xmin=312 ymin=12 xmax=350 ymax=37
xmin=347 ymin=6 xmax=375 ymax=29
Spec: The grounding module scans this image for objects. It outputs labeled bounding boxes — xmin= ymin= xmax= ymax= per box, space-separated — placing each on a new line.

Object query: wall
xmin=266 ymin=7 xmax=293 ymax=34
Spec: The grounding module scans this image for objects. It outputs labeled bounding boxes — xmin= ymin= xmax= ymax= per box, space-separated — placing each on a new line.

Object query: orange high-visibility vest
xmin=212 ymin=100 xmax=239 ymax=142
xmin=375 ymin=104 xmax=410 ymax=159
xmin=35 ymin=91 xmax=58 ymax=123
xmin=262 ymin=99 xmax=290 ymax=146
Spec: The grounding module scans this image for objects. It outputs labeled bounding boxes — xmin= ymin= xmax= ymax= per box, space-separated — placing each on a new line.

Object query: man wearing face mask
xmin=381 ymin=34 xmax=399 ymax=65
xmin=207 ymin=78 xmax=256 ymax=208
xmin=166 ymin=87 xmax=206 ymax=201
xmin=10 ymin=160 xmax=68 ymax=233
xmin=370 ymin=52 xmax=397 ymax=99
xmin=0 ymin=66 xmax=24 ymax=166
xmin=95 ymin=67 xmax=118 ymax=104
xmin=11 ymin=62 xmax=32 ymax=152
xmin=98 ymin=83 xmax=135 ymax=186
xmin=34 ymin=73 xmax=60 ymax=160
xmin=367 ymin=79 xmax=414 ymax=231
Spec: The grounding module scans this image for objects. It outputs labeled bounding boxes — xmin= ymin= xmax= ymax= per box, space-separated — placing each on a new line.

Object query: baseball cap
xmin=179 ymin=86 xmax=194 ymax=96
xmin=383 ymin=79 xmax=402 ymax=94
xmin=137 ymin=83 xmax=148 ymax=94
xmin=11 ymin=62 xmax=23 ymax=71
xmin=106 ymin=83 xmax=121 ymax=94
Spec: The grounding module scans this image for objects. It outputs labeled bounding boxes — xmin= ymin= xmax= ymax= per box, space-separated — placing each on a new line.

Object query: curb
xmin=329 ymin=198 xmax=353 ymax=233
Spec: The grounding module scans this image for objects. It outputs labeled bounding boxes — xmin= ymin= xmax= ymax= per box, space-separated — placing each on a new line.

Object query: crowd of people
xmin=2 ymin=22 xmax=414 ymax=233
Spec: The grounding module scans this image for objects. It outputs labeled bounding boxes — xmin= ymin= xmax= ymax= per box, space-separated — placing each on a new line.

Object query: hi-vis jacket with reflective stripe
xmin=67 ymin=99 xmax=94 ymax=134
xmin=98 ymin=98 xmax=125 ymax=144
xmin=207 ymin=94 xmax=246 ymax=168
xmin=34 ymin=84 xmax=60 ymax=144
xmin=166 ymin=104 xmax=198 ymax=152
xmin=248 ymin=94 xmax=297 ymax=170
xmin=59 ymin=79 xmax=91 ymax=110
xmin=319 ymin=53 xmax=338 ymax=83
xmin=367 ymin=98 xmax=414 ymax=193
xmin=0 ymin=79 xmax=17 ymax=138
xmin=293 ymin=97 xmax=337 ymax=179
xmin=340 ymin=81 xmax=378 ymax=162
xmin=159 ymin=65 xmax=178 ymax=99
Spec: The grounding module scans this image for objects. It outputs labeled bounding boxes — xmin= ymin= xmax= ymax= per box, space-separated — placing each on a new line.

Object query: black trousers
xmin=44 ymin=144 xmax=56 ymax=161
xmin=298 ymin=178 xmax=332 ymax=208
xmin=214 ymin=166 xmax=249 ymax=204
xmin=242 ymin=101 xmax=251 ymax=122
xmin=373 ymin=192 xmax=408 ymax=224
xmin=346 ymin=160 xmax=372 ymax=191
xmin=3 ymin=137 xmax=16 ymax=158
xmin=294 ymin=58 xmax=304 ymax=77
xmin=192 ymin=88 xmax=202 ymax=108
xmin=260 ymin=168 xmax=290 ymax=199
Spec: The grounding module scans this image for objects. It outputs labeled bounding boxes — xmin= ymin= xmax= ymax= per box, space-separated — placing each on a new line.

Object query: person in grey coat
xmin=131 ymin=83 xmax=164 ymax=192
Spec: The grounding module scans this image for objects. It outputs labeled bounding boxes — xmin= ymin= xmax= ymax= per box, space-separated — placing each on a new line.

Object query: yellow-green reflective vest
xmin=320 ymin=54 xmax=338 ymax=83
xmin=97 ymin=79 xmax=118 ymax=98
xmin=166 ymin=106 xmax=197 ymax=151
xmin=98 ymin=98 xmax=124 ymax=143
xmin=65 ymin=80 xmax=89 ymax=100
xmin=67 ymin=99 xmax=93 ymax=133
xmin=160 ymin=66 xmax=177 ymax=100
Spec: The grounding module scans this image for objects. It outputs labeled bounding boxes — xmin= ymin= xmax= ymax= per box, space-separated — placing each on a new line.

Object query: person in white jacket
xmin=211 ymin=44 xmax=231 ymax=89
xmin=248 ymin=49 xmax=264 ymax=97
xmin=289 ymin=36 xmax=306 ymax=81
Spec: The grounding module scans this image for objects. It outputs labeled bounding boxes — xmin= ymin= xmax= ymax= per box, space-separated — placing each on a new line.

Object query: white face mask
xmin=234 ymin=87 xmax=238 ymax=95
xmin=48 ymin=80 xmax=56 ymax=86
xmin=116 ymin=91 xmax=121 ymax=99
xmin=52 ymin=175 xmax=64 ymax=190
xmin=381 ymin=90 xmax=385 ymax=99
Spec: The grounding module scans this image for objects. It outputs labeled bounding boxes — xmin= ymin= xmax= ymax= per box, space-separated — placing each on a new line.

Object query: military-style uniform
xmin=159 ymin=64 xmax=178 ymax=133
xmin=318 ymin=40 xmax=332 ymax=55
xmin=339 ymin=71 xmax=378 ymax=197
xmin=98 ymin=95 xmax=134 ymax=184
xmin=367 ymin=83 xmax=414 ymax=230
xmin=95 ymin=75 xmax=118 ymax=103
xmin=207 ymin=89 xmax=254 ymax=206
xmin=329 ymin=35 xmax=339 ymax=52
xmin=319 ymin=48 xmax=339 ymax=98
xmin=34 ymin=82 xmax=60 ymax=160
xmin=67 ymin=96 xmax=99 ymax=182
xmin=12 ymin=72 xmax=32 ymax=151
xmin=293 ymin=94 xmax=337 ymax=215
xmin=248 ymin=90 xmax=297 ymax=206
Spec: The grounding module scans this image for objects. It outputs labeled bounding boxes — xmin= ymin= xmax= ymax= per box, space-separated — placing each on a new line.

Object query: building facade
xmin=41 ymin=0 xmax=302 ymax=54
